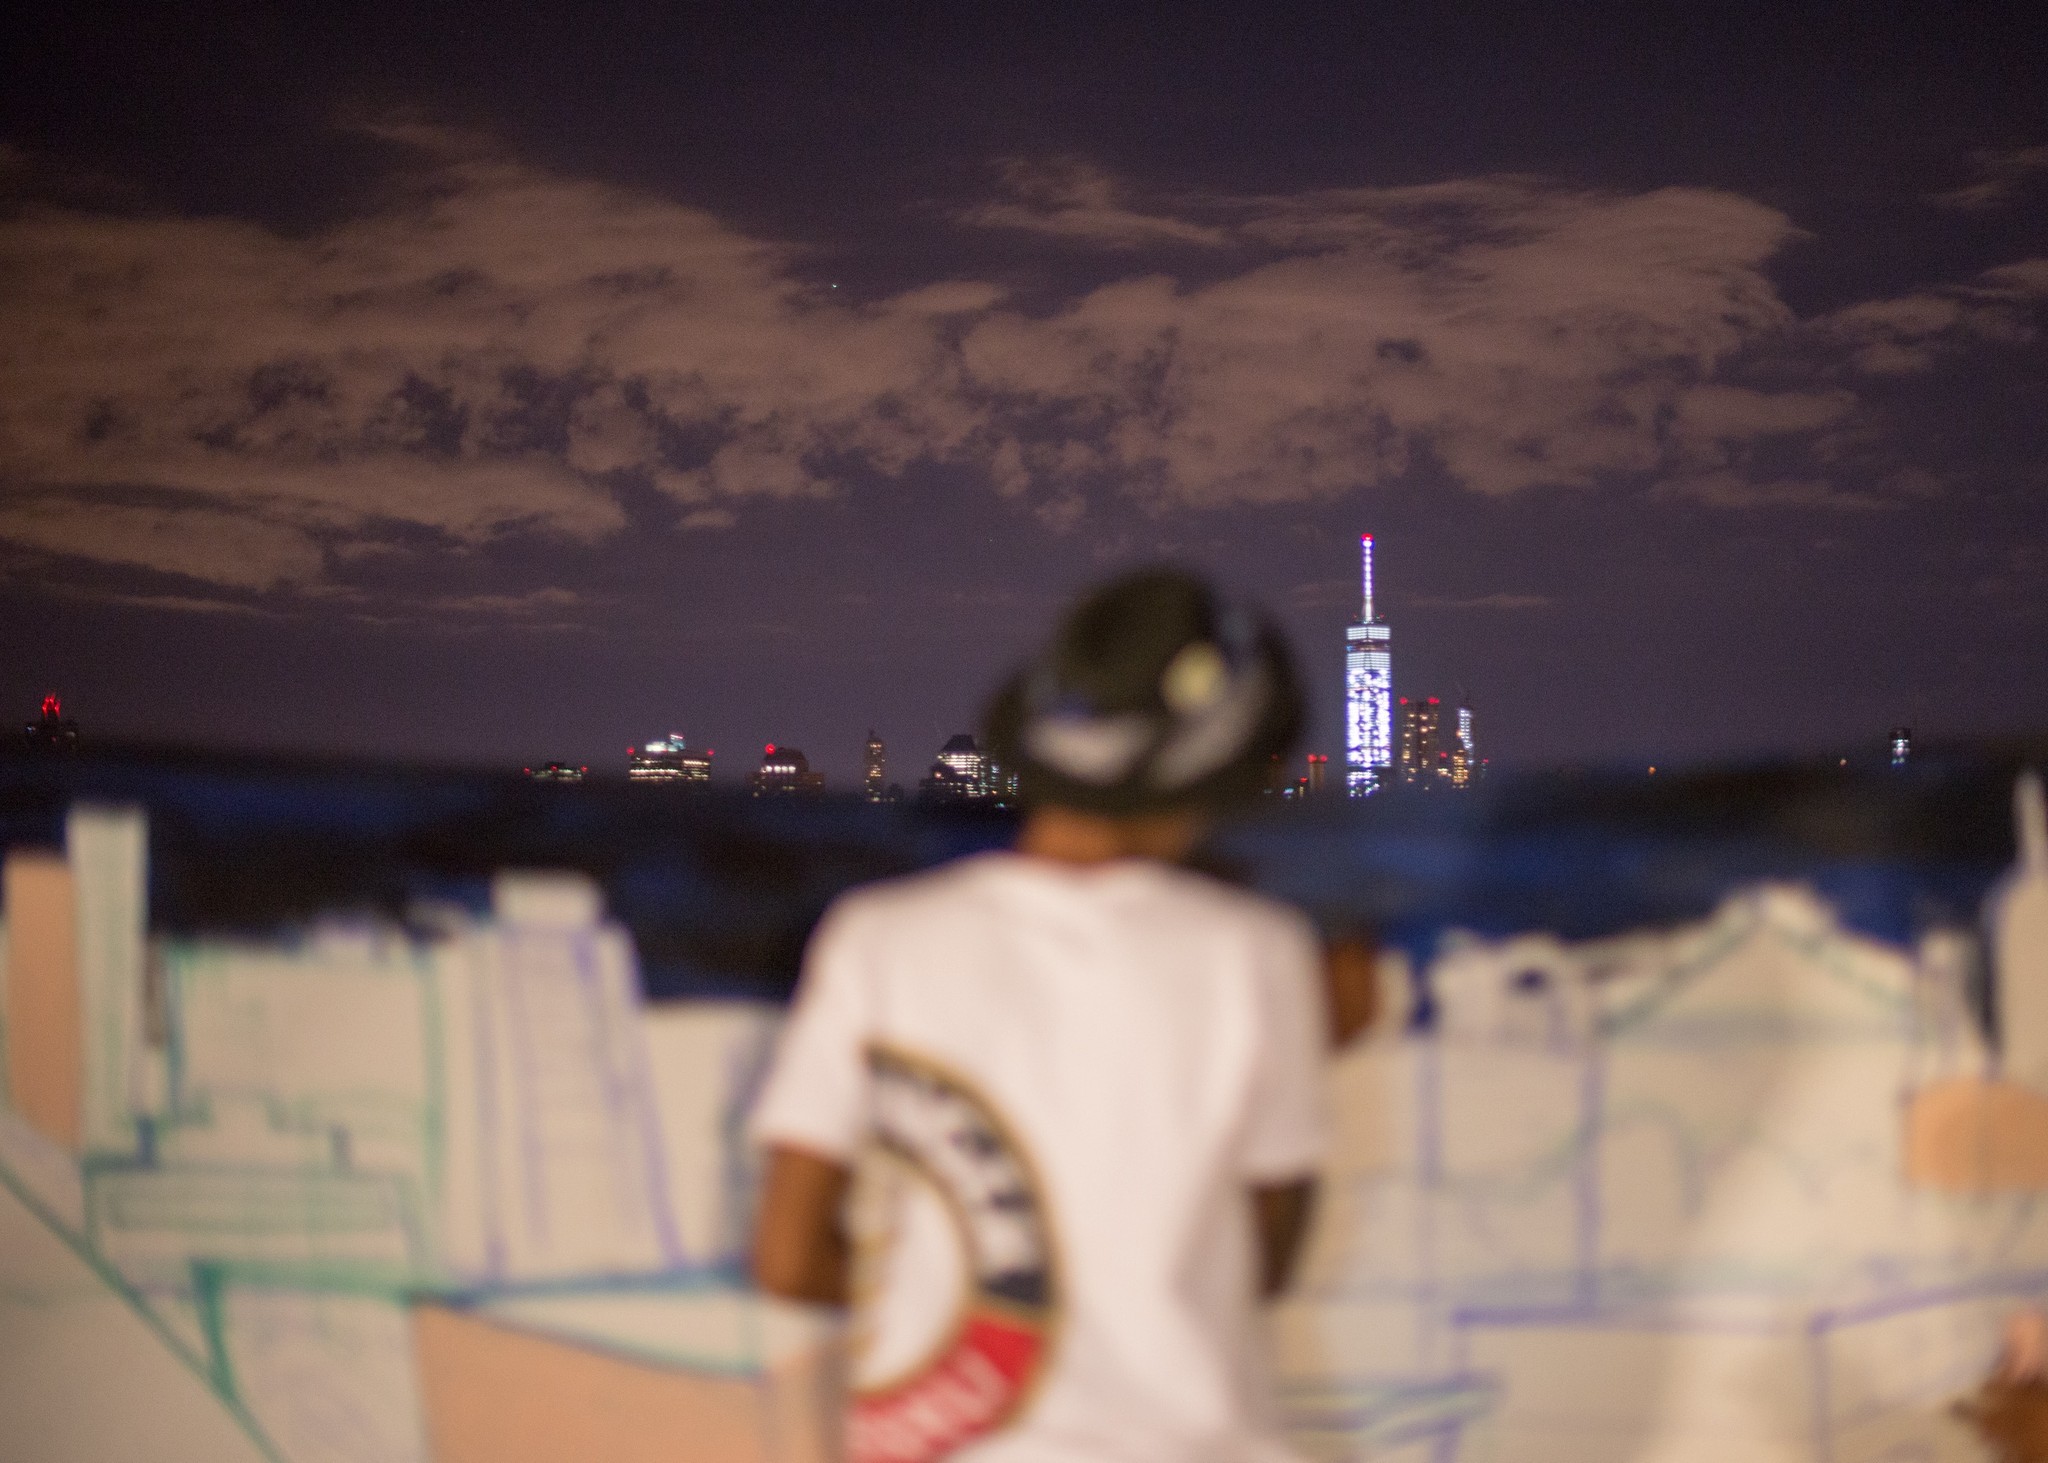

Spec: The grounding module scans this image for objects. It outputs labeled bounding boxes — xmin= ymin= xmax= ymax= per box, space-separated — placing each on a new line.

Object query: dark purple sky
xmin=2 ymin=4 xmax=2044 ymax=784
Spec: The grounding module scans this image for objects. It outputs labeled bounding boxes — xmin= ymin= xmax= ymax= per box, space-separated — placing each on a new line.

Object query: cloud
xmin=430 ymin=586 xmax=583 ymax=616
xmin=0 ymin=495 xmax=325 ymax=588
xmin=1981 ymin=259 xmax=2048 ymax=300
xmin=44 ymin=587 xmax=283 ymax=618
xmin=956 ymin=159 xmax=1234 ymax=249
xmin=1670 ymin=386 xmax=1856 ymax=441
xmin=0 ymin=123 xmax=970 ymax=598
xmin=957 ymin=179 xmax=1803 ymax=504
xmin=1 ymin=129 xmax=2032 ymax=606
xmin=1808 ymin=258 xmax=2046 ymax=374
xmin=1649 ymin=472 xmax=1889 ymax=512
xmin=1929 ymin=146 xmax=2048 ymax=212
xmin=1407 ymin=592 xmax=1554 ymax=610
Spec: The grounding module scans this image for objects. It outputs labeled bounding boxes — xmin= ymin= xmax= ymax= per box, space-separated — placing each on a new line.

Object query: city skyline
xmin=2 ymin=6 xmax=2043 ymax=783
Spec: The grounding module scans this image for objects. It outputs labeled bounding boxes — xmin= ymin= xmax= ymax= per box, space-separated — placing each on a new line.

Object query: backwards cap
xmin=983 ymin=568 xmax=1302 ymax=814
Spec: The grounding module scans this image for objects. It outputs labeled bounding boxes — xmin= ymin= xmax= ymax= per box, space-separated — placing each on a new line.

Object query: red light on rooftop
xmin=41 ymin=694 xmax=61 ymax=718
xmin=765 ymin=743 xmax=776 ymax=755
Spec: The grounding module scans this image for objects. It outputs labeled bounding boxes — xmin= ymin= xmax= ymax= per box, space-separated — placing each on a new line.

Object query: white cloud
xmin=1929 ymin=146 xmax=2048 ymax=212
xmin=0 ymin=497 xmax=325 ymax=588
xmin=957 ymin=159 xmax=1234 ymax=249
xmin=1809 ymin=259 xmax=2046 ymax=374
xmin=957 ymin=179 xmax=1802 ymax=502
xmin=1671 ymin=386 xmax=1856 ymax=442
xmin=0 ymin=130 xmax=2028 ymax=601
xmin=1407 ymin=592 xmax=1554 ymax=610
xmin=1650 ymin=472 xmax=1888 ymax=512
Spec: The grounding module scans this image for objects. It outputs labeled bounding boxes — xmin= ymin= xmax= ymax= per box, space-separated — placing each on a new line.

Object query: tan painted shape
xmin=3 ymin=851 xmax=81 ymax=1150
xmin=412 ymin=1303 xmax=836 ymax=1463
xmin=1904 ymin=1077 xmax=2048 ymax=1193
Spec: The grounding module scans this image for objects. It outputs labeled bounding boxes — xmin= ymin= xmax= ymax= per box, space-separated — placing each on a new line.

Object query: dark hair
xmin=983 ymin=568 xmax=1302 ymax=815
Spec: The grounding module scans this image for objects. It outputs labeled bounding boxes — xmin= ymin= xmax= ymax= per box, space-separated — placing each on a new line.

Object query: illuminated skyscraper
xmin=1890 ymin=726 xmax=1912 ymax=768
xmin=628 ymin=736 xmax=712 ymax=785
xmin=1344 ymin=536 xmax=1393 ymax=795
xmin=863 ymin=730 xmax=887 ymax=801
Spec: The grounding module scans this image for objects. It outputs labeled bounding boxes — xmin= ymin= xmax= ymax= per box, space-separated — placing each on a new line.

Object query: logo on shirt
xmin=846 ymin=1044 xmax=1060 ymax=1463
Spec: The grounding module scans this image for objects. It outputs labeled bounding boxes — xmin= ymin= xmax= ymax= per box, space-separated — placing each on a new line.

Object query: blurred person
xmin=749 ymin=569 xmax=1327 ymax=1462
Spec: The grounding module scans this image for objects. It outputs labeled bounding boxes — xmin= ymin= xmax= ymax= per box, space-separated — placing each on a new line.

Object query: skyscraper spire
xmin=1360 ymin=533 xmax=1377 ymax=624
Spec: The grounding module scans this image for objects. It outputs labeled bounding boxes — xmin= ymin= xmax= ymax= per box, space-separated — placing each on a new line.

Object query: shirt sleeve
xmin=1238 ymin=909 xmax=1331 ymax=1183
xmin=746 ymin=902 xmax=874 ymax=1162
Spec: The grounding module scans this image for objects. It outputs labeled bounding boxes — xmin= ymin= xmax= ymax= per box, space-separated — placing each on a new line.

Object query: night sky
xmin=2 ymin=4 xmax=2043 ymax=784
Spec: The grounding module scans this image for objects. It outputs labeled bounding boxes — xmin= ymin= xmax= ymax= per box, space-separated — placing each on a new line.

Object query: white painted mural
xmin=3 ymin=779 xmax=2045 ymax=1459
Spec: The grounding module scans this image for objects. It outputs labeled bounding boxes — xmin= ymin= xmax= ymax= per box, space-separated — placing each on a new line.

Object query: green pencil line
xmin=0 ymin=1146 xmax=289 ymax=1463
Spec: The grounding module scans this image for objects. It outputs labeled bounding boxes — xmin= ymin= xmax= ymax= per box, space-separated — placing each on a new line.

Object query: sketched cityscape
xmin=2 ymin=778 xmax=2046 ymax=1460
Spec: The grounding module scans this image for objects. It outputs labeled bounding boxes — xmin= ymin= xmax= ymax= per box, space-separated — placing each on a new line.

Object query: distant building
xmin=863 ymin=731 xmax=887 ymax=802
xmin=24 ymin=694 xmax=80 ymax=754
xmin=1450 ymin=705 xmax=1481 ymax=788
xmin=1890 ymin=727 xmax=1913 ymax=768
xmin=748 ymin=744 xmax=824 ymax=797
xmin=525 ymin=762 xmax=586 ymax=783
xmin=1304 ymin=753 xmax=1330 ymax=797
xmin=1344 ymin=535 xmax=1393 ymax=795
xmin=628 ymin=736 xmax=712 ymax=786
xmin=916 ymin=760 xmax=982 ymax=805
xmin=1396 ymin=698 xmax=1482 ymax=790
xmin=1397 ymin=697 xmax=1447 ymax=787
xmin=936 ymin=733 xmax=984 ymax=786
xmin=917 ymin=733 xmax=1009 ymax=806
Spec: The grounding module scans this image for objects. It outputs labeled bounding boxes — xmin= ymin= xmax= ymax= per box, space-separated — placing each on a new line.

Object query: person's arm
xmin=1321 ymin=933 xmax=1381 ymax=1050
xmin=752 ymin=1144 xmax=854 ymax=1305
xmin=744 ymin=902 xmax=871 ymax=1303
xmin=1240 ymin=913 xmax=1333 ymax=1301
xmin=1999 ymin=1308 xmax=2048 ymax=1382
xmin=1252 ymin=1176 xmax=1318 ymax=1299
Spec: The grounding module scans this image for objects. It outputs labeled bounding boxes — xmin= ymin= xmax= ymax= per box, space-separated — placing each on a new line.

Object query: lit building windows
xmin=747 ymin=743 xmax=825 ymax=797
xmin=627 ymin=735 xmax=713 ymax=786
xmin=525 ymin=762 xmax=587 ymax=783
xmin=917 ymin=733 xmax=1014 ymax=806
xmin=1344 ymin=535 xmax=1393 ymax=796
xmin=863 ymin=731 xmax=888 ymax=801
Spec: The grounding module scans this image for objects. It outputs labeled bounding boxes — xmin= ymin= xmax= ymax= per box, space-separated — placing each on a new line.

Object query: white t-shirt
xmin=749 ymin=850 xmax=1328 ymax=1463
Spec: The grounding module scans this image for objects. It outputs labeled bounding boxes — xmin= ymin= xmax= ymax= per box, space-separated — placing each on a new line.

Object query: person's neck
xmin=1013 ymin=805 xmax=1208 ymax=867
